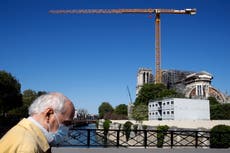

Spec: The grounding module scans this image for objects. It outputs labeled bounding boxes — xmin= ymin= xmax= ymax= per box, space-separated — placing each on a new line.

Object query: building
xmin=148 ymin=98 xmax=210 ymax=120
xmin=136 ymin=68 xmax=153 ymax=96
xmin=136 ymin=68 xmax=229 ymax=103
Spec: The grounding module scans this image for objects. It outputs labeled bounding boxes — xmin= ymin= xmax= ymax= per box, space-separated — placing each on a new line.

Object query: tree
xmin=210 ymin=103 xmax=230 ymax=120
xmin=208 ymin=96 xmax=219 ymax=105
xmin=131 ymin=104 xmax=148 ymax=122
xmin=98 ymin=102 xmax=114 ymax=119
xmin=135 ymin=83 xmax=181 ymax=106
xmin=0 ymin=71 xmax=22 ymax=116
xmin=77 ymin=108 xmax=88 ymax=119
xmin=22 ymin=89 xmax=37 ymax=108
xmin=8 ymin=89 xmax=47 ymax=118
xmin=114 ymin=104 xmax=127 ymax=116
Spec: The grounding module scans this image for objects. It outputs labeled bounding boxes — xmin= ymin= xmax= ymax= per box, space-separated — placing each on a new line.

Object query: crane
xmin=49 ymin=8 xmax=196 ymax=84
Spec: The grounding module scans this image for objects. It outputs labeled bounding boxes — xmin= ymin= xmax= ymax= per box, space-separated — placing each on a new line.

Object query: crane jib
xmin=49 ymin=8 xmax=196 ymax=15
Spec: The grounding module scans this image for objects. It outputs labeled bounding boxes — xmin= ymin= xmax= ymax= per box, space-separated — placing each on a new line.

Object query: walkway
xmin=52 ymin=147 xmax=230 ymax=153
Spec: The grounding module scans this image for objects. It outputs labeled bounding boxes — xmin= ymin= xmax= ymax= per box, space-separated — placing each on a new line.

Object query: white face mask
xmin=48 ymin=113 xmax=70 ymax=146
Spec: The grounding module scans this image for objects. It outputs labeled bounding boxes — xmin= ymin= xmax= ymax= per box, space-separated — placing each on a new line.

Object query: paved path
xmin=52 ymin=147 xmax=230 ymax=153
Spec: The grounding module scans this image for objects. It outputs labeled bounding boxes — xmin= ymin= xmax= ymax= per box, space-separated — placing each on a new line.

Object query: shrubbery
xmin=157 ymin=125 xmax=169 ymax=148
xmin=210 ymin=125 xmax=230 ymax=148
xmin=123 ymin=121 xmax=133 ymax=141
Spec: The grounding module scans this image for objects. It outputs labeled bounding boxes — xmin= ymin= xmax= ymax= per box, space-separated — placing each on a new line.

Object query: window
xmin=167 ymin=111 xmax=170 ymax=114
xmin=171 ymin=101 xmax=174 ymax=104
xmin=167 ymin=102 xmax=169 ymax=105
xmin=171 ymin=111 xmax=174 ymax=114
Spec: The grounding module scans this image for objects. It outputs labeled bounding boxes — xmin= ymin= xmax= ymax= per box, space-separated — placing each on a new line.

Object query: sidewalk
xmin=52 ymin=147 xmax=230 ymax=153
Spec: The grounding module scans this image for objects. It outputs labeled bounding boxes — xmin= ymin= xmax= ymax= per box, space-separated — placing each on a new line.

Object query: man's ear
xmin=45 ymin=108 xmax=54 ymax=122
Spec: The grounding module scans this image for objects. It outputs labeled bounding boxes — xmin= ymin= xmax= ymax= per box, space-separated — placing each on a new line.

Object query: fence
xmin=59 ymin=128 xmax=229 ymax=148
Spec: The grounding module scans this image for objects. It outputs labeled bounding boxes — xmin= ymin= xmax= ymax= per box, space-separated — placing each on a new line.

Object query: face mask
xmin=48 ymin=113 xmax=70 ymax=146
xmin=50 ymin=124 xmax=70 ymax=146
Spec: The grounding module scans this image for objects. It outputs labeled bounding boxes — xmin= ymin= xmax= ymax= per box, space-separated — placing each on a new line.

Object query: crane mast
xmin=49 ymin=8 xmax=196 ymax=84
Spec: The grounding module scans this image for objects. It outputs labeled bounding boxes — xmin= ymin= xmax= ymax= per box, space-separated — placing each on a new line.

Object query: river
xmin=61 ymin=123 xmax=99 ymax=147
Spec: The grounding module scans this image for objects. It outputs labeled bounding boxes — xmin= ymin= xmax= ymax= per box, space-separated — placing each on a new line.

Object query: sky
xmin=1 ymin=0 xmax=230 ymax=114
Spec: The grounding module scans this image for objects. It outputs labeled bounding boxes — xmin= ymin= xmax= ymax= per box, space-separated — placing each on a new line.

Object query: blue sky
xmin=1 ymin=0 xmax=230 ymax=114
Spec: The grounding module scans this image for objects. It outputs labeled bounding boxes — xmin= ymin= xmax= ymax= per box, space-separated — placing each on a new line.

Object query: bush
xmin=157 ymin=125 xmax=169 ymax=148
xmin=103 ymin=119 xmax=111 ymax=131
xmin=210 ymin=125 xmax=230 ymax=148
xmin=123 ymin=121 xmax=133 ymax=141
xmin=133 ymin=124 xmax=138 ymax=135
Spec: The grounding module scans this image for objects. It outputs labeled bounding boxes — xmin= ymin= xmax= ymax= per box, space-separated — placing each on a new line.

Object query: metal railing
xmin=58 ymin=128 xmax=229 ymax=148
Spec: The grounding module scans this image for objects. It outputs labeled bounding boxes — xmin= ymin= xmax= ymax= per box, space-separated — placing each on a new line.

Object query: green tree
xmin=0 ymin=71 xmax=22 ymax=116
xmin=114 ymin=104 xmax=127 ymax=116
xmin=208 ymin=96 xmax=219 ymax=105
xmin=131 ymin=104 xmax=148 ymax=122
xmin=210 ymin=103 xmax=230 ymax=120
xmin=7 ymin=89 xmax=47 ymax=118
xmin=135 ymin=83 xmax=181 ymax=106
xmin=37 ymin=91 xmax=47 ymax=96
xmin=22 ymin=89 xmax=37 ymax=108
xmin=98 ymin=102 xmax=114 ymax=119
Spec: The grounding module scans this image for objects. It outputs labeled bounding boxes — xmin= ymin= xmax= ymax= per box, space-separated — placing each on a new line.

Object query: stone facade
xmin=136 ymin=68 xmax=230 ymax=103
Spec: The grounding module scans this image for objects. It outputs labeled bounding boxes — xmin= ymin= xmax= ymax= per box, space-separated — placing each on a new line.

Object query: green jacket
xmin=0 ymin=118 xmax=50 ymax=153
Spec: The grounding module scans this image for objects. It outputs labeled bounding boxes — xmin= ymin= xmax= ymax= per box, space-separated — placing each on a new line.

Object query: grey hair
xmin=28 ymin=92 xmax=70 ymax=116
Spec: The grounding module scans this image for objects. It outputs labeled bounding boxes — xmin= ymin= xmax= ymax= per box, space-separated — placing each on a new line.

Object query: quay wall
xmin=109 ymin=120 xmax=230 ymax=130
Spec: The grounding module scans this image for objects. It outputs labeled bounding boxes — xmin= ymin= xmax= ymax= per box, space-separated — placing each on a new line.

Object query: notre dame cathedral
xmin=136 ymin=68 xmax=230 ymax=104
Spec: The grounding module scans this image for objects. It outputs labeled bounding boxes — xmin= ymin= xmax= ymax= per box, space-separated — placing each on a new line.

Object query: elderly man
xmin=0 ymin=92 xmax=75 ymax=153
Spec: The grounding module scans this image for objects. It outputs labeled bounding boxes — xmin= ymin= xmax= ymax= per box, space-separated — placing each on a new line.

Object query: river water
xmin=61 ymin=123 xmax=99 ymax=146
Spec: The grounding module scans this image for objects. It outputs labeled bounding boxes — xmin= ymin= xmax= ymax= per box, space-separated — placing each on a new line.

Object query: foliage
xmin=103 ymin=112 xmax=128 ymax=120
xmin=123 ymin=121 xmax=133 ymax=141
xmin=114 ymin=104 xmax=127 ymax=116
xmin=98 ymin=102 xmax=114 ymax=119
xmin=210 ymin=103 xmax=230 ymax=120
xmin=37 ymin=91 xmax=47 ymax=96
xmin=157 ymin=125 xmax=169 ymax=148
xmin=22 ymin=89 xmax=37 ymax=108
xmin=131 ymin=104 xmax=148 ymax=122
xmin=210 ymin=125 xmax=230 ymax=148
xmin=0 ymin=71 xmax=22 ymax=115
xmin=142 ymin=125 xmax=148 ymax=130
xmin=208 ymin=96 xmax=219 ymax=105
xmin=133 ymin=124 xmax=138 ymax=135
xmin=7 ymin=89 xmax=47 ymax=118
xmin=102 ymin=119 xmax=112 ymax=145
xmin=103 ymin=119 xmax=111 ymax=131
xmin=135 ymin=83 xmax=181 ymax=106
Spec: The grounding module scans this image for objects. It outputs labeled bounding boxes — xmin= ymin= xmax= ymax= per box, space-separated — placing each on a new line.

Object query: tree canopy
xmin=134 ymin=83 xmax=182 ymax=106
xmin=114 ymin=104 xmax=127 ymax=116
xmin=0 ymin=71 xmax=22 ymax=115
xmin=131 ymin=104 xmax=148 ymax=122
xmin=98 ymin=102 xmax=114 ymax=119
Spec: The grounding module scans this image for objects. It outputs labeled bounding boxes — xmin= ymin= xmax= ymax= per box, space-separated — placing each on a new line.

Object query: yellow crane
xmin=49 ymin=8 xmax=196 ymax=84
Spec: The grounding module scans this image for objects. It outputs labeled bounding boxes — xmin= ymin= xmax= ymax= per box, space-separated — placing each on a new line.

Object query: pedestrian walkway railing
xmin=59 ymin=128 xmax=230 ymax=148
